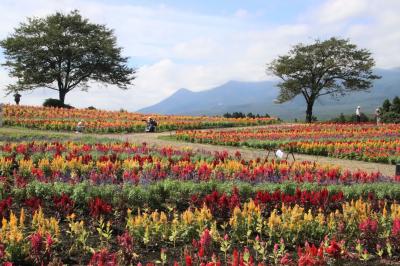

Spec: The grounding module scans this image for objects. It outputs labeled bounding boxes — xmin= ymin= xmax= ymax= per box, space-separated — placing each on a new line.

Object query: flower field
xmin=175 ymin=123 xmax=400 ymax=164
xmin=2 ymin=105 xmax=275 ymax=133
xmin=1 ymin=140 xmax=400 ymax=265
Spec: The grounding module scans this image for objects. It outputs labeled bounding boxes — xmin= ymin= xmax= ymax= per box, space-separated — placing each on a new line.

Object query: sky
xmin=0 ymin=0 xmax=399 ymax=111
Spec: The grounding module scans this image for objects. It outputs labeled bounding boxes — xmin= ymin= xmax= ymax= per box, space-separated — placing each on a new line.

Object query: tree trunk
xmin=305 ymin=101 xmax=314 ymax=123
xmin=59 ymin=90 xmax=67 ymax=104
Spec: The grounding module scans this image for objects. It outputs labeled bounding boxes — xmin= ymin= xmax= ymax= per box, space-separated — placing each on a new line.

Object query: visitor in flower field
xmin=143 ymin=116 xmax=157 ymax=132
xmin=76 ymin=120 xmax=85 ymax=133
xmin=356 ymin=106 xmax=361 ymax=123
xmin=13 ymin=92 xmax=21 ymax=105
xmin=375 ymin=107 xmax=381 ymax=125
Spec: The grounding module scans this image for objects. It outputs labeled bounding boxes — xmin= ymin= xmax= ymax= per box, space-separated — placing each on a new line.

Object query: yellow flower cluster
xmin=1 ymin=210 xmax=25 ymax=244
xmin=32 ymin=208 xmax=60 ymax=238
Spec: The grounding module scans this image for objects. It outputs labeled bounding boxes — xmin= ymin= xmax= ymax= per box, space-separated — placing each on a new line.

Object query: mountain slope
xmin=138 ymin=68 xmax=400 ymax=120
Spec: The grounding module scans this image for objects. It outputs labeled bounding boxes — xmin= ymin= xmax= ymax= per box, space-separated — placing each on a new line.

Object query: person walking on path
xmin=356 ymin=106 xmax=361 ymax=123
xmin=375 ymin=107 xmax=381 ymax=125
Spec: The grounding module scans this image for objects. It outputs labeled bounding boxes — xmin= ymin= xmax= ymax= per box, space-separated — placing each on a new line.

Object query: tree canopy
xmin=1 ymin=10 xmax=135 ymax=103
xmin=268 ymin=37 xmax=380 ymax=122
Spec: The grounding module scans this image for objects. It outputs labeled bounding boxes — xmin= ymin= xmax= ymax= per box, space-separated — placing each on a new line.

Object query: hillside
xmin=138 ymin=68 xmax=400 ymax=120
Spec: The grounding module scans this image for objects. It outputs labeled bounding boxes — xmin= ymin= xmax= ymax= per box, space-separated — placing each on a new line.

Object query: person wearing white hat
xmin=356 ymin=106 xmax=361 ymax=123
xmin=375 ymin=107 xmax=381 ymax=125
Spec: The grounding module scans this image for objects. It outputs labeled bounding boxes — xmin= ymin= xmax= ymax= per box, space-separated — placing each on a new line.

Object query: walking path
xmin=104 ymin=130 xmax=396 ymax=177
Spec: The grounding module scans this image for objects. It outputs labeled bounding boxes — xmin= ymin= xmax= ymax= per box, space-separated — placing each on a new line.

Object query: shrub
xmin=43 ymin=98 xmax=74 ymax=109
xmin=381 ymin=111 xmax=400 ymax=123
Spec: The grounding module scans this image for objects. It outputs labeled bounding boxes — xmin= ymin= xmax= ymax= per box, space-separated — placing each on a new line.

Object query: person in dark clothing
xmin=14 ymin=93 xmax=21 ymax=105
xmin=143 ymin=117 xmax=157 ymax=132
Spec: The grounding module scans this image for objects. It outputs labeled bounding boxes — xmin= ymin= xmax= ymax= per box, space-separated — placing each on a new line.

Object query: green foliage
xmin=382 ymin=99 xmax=392 ymax=112
xmin=331 ymin=112 xmax=371 ymax=123
xmin=0 ymin=10 xmax=135 ymax=103
xmin=381 ymin=112 xmax=400 ymax=124
xmin=379 ymin=96 xmax=400 ymax=123
xmin=43 ymin=98 xmax=74 ymax=109
xmin=10 ymin=180 xmax=400 ymax=212
xmin=391 ymin=96 xmax=400 ymax=113
xmin=268 ymin=37 xmax=380 ymax=123
xmin=223 ymin=112 xmax=270 ymax=119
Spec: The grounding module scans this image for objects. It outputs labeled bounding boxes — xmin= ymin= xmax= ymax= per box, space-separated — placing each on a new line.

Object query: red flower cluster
xmin=359 ymin=218 xmax=378 ymax=234
xmin=89 ymin=197 xmax=112 ymax=218
xmin=254 ymin=188 xmax=343 ymax=210
xmin=117 ymin=231 xmax=135 ymax=264
xmin=297 ymin=242 xmax=325 ymax=266
xmin=391 ymin=219 xmax=400 ymax=237
xmin=53 ymin=193 xmax=75 ymax=215
xmin=325 ymin=240 xmax=341 ymax=258
xmin=88 ymin=249 xmax=117 ymax=266
xmin=24 ymin=196 xmax=42 ymax=211
xmin=191 ymin=187 xmax=240 ymax=216
xmin=0 ymin=196 xmax=12 ymax=217
xmin=30 ymin=232 xmax=54 ymax=265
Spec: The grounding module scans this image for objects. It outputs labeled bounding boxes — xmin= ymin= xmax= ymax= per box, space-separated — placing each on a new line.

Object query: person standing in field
xmin=375 ymin=107 xmax=381 ymax=125
xmin=356 ymin=106 xmax=361 ymax=123
xmin=14 ymin=93 xmax=21 ymax=105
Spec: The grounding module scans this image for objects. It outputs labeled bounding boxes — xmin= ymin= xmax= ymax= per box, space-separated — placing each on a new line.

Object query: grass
xmin=0 ymin=127 xmax=120 ymax=143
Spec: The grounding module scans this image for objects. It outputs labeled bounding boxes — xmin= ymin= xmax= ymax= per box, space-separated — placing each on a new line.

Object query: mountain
xmin=138 ymin=68 xmax=400 ymax=120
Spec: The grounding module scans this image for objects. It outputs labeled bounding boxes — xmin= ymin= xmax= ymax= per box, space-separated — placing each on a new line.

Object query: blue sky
xmin=0 ymin=0 xmax=399 ymax=111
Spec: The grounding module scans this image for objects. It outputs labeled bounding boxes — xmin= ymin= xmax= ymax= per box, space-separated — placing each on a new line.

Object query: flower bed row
xmin=1 ymin=195 xmax=400 ymax=264
xmin=0 ymin=142 xmax=395 ymax=185
xmin=3 ymin=105 xmax=276 ymax=133
xmin=175 ymin=123 xmax=400 ymax=164
xmin=1 ymin=140 xmax=400 ymax=264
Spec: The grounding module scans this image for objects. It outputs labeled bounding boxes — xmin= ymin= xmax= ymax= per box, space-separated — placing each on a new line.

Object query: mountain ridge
xmin=138 ymin=68 xmax=400 ymax=120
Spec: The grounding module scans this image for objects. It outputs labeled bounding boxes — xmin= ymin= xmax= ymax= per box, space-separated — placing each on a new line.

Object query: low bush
xmin=43 ymin=98 xmax=74 ymax=109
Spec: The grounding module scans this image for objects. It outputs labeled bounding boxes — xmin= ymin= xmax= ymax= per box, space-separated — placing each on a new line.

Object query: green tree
xmin=1 ymin=10 xmax=135 ymax=103
xmin=391 ymin=96 xmax=400 ymax=113
xmin=382 ymin=99 xmax=392 ymax=113
xmin=268 ymin=38 xmax=380 ymax=123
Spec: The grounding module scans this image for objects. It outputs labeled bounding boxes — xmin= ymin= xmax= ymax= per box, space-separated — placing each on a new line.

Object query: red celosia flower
xmin=326 ymin=240 xmax=341 ymax=258
xmin=232 ymin=249 xmax=239 ymax=266
xmin=53 ymin=193 xmax=75 ymax=215
xmin=24 ymin=196 xmax=42 ymax=210
xmin=359 ymin=218 xmax=378 ymax=234
xmin=280 ymin=253 xmax=293 ymax=265
xmin=391 ymin=218 xmax=400 ymax=237
xmin=0 ymin=243 xmax=5 ymax=259
xmin=200 ymin=229 xmax=211 ymax=247
xmin=198 ymin=246 xmax=205 ymax=258
xmin=0 ymin=196 xmax=12 ymax=217
xmin=30 ymin=232 xmax=43 ymax=255
xmin=89 ymin=197 xmax=112 ymax=218
xmin=88 ymin=248 xmax=117 ymax=266
xmin=46 ymin=233 xmax=54 ymax=251
xmin=185 ymin=255 xmax=192 ymax=266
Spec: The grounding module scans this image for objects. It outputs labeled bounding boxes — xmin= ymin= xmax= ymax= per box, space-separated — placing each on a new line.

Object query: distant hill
xmin=138 ymin=68 xmax=400 ymax=120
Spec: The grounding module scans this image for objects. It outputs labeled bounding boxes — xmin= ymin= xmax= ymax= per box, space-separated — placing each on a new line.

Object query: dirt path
xmin=104 ymin=131 xmax=396 ymax=177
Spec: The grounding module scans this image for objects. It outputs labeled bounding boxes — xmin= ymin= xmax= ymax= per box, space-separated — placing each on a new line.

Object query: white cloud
xmin=234 ymin=9 xmax=249 ymax=19
xmin=317 ymin=0 xmax=368 ymax=24
xmin=0 ymin=0 xmax=399 ymax=111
